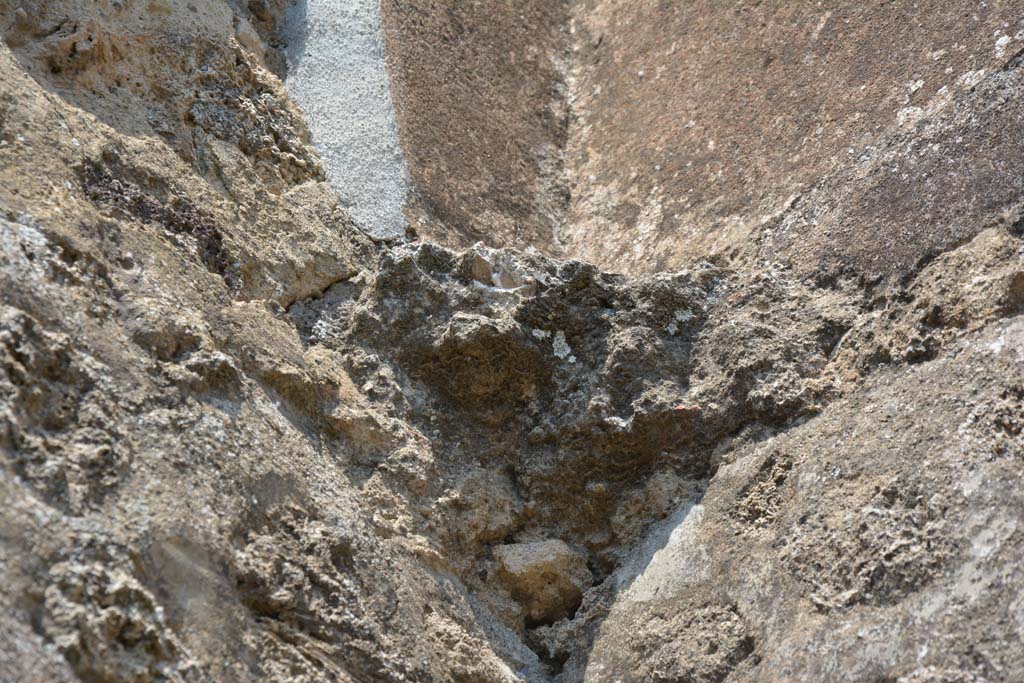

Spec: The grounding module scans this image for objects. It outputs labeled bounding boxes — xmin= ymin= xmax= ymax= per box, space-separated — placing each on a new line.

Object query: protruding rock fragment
xmin=493 ymin=540 xmax=592 ymax=626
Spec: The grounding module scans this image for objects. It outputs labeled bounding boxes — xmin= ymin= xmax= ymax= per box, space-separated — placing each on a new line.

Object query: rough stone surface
xmin=1 ymin=2 xmax=1023 ymax=683
xmin=379 ymin=1 xmax=1024 ymax=282
xmin=379 ymin=0 xmax=571 ymax=251
xmin=560 ymin=2 xmax=1024 ymax=276
xmin=494 ymin=540 xmax=592 ymax=627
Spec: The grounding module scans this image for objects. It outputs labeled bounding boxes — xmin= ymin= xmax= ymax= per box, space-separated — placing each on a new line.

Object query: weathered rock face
xmin=493 ymin=540 xmax=592 ymax=626
xmin=1 ymin=2 xmax=1023 ymax=683
xmin=379 ymin=0 xmax=572 ymax=252
xmin=377 ymin=1 xmax=1024 ymax=283
xmin=561 ymin=1 xmax=1024 ymax=276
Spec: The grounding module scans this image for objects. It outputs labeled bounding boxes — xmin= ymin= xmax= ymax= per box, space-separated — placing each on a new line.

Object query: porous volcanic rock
xmin=2 ymin=2 xmax=1023 ymax=683
xmin=493 ymin=540 xmax=592 ymax=627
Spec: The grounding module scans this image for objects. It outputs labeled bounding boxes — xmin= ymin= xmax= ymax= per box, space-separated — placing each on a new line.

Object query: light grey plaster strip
xmin=282 ymin=0 xmax=409 ymax=238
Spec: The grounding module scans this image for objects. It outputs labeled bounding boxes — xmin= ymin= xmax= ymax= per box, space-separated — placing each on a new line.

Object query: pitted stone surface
xmin=493 ymin=540 xmax=592 ymax=626
xmin=2 ymin=2 xmax=1024 ymax=682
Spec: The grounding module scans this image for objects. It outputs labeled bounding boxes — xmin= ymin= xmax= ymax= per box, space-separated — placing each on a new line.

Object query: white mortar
xmin=282 ymin=0 xmax=409 ymax=238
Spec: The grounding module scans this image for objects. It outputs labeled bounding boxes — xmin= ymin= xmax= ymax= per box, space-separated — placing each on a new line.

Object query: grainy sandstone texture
xmin=1 ymin=2 xmax=1023 ymax=683
xmin=379 ymin=0 xmax=572 ymax=251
